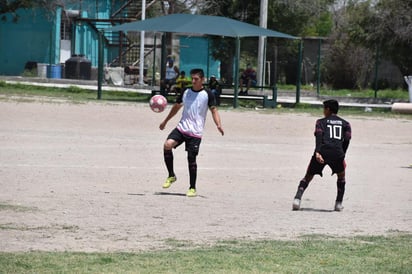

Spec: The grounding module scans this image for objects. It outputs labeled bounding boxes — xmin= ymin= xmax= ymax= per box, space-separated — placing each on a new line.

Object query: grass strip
xmin=0 ymin=234 xmax=411 ymax=273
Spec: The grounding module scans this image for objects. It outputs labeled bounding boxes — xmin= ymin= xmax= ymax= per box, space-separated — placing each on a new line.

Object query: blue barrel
xmin=47 ymin=64 xmax=62 ymax=79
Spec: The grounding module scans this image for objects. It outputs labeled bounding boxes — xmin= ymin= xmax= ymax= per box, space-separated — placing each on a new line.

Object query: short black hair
xmin=190 ymin=68 xmax=204 ymax=78
xmin=323 ymin=99 xmax=339 ymax=114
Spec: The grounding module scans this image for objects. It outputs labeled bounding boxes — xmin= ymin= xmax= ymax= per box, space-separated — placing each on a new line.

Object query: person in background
xmin=161 ymin=61 xmax=178 ymax=94
xmin=174 ymin=71 xmax=191 ymax=95
xmin=208 ymin=75 xmax=221 ymax=106
xmin=239 ymin=63 xmax=257 ymax=95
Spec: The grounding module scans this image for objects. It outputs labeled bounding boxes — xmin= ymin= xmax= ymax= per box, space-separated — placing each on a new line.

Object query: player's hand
xmin=217 ymin=126 xmax=224 ymax=136
xmin=315 ymin=152 xmax=324 ymax=164
xmin=159 ymin=121 xmax=166 ymax=130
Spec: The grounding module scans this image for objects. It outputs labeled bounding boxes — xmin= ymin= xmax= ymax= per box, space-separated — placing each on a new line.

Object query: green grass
xmin=276 ymin=83 xmax=409 ymax=100
xmin=1 ymin=81 xmax=409 ymax=103
xmin=0 ymin=203 xmax=36 ymax=212
xmin=0 ymin=81 xmax=150 ymax=103
xmin=1 ymin=80 xmax=410 ymax=120
xmin=0 ymin=234 xmax=410 ymax=273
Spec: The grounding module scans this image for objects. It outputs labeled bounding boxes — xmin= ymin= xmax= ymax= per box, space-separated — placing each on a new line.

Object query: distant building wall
xmin=0 ymin=0 xmax=114 ymax=76
xmin=0 ymin=8 xmax=56 ymax=75
xmin=179 ymin=36 xmax=220 ymax=80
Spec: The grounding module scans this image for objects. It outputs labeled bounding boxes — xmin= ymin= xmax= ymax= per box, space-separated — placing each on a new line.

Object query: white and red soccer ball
xmin=149 ymin=95 xmax=167 ymax=113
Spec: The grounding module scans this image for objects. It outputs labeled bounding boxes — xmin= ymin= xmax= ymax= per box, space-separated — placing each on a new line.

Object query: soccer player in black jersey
xmin=293 ymin=99 xmax=352 ymax=211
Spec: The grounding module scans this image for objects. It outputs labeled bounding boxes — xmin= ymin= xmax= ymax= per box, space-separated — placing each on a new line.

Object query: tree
xmin=323 ymin=0 xmax=411 ymax=89
xmin=0 ymin=0 xmax=64 ymax=22
xmin=349 ymin=0 xmax=412 ymax=75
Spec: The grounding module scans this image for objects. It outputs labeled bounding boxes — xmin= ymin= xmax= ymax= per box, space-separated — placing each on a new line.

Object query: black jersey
xmin=314 ymin=114 xmax=351 ymax=159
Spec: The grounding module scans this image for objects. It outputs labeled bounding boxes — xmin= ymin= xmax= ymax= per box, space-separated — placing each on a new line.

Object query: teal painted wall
xmin=0 ymin=0 xmax=115 ymax=76
xmin=0 ymin=8 xmax=56 ymax=75
xmin=179 ymin=36 xmax=221 ymax=80
xmin=69 ymin=0 xmax=112 ymax=66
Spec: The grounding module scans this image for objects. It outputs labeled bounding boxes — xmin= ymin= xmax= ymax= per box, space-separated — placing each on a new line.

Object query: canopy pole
xmin=152 ymin=34 xmax=157 ymax=86
xmin=160 ymin=33 xmax=167 ymax=93
xmin=206 ymin=37 xmax=210 ymax=79
xmin=233 ymin=37 xmax=240 ymax=108
xmin=97 ymin=31 xmax=103 ymax=100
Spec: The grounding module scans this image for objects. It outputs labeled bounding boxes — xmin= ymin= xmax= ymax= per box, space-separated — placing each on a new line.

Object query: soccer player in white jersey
xmin=159 ymin=68 xmax=224 ymax=197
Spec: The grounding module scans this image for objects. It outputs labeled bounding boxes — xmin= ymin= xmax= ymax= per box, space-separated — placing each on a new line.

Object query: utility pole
xmin=257 ymin=0 xmax=268 ymax=86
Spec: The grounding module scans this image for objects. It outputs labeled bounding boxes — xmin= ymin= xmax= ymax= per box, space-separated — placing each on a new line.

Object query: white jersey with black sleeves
xmin=176 ymin=88 xmax=215 ymax=138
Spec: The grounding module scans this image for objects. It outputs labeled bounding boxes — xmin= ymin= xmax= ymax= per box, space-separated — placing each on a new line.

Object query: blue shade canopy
xmin=107 ymin=13 xmax=297 ymax=39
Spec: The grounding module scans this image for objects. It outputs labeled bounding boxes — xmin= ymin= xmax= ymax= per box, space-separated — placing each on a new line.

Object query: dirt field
xmin=0 ymin=98 xmax=411 ymax=252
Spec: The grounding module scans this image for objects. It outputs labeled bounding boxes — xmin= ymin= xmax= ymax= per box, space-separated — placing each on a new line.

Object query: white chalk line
xmin=0 ymin=164 xmax=275 ymax=170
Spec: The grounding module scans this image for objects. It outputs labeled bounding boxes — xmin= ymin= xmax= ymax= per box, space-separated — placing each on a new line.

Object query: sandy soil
xmin=0 ymin=98 xmax=411 ymax=252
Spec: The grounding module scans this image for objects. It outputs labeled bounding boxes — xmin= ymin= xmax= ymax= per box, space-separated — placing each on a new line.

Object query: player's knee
xmin=337 ymin=171 xmax=346 ymax=181
xmin=163 ymin=140 xmax=174 ymax=150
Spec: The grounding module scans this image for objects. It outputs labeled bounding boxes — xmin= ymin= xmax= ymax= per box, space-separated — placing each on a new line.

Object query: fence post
xmin=296 ymin=40 xmax=303 ymax=104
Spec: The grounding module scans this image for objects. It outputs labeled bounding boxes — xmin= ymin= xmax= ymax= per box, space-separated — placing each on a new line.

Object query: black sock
xmin=188 ymin=155 xmax=197 ymax=189
xmin=336 ymin=178 xmax=346 ymax=202
xmin=164 ymin=150 xmax=175 ymax=177
xmin=295 ymin=179 xmax=309 ymax=199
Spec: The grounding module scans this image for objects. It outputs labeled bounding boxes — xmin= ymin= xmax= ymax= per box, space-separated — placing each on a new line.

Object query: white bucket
xmin=37 ymin=63 xmax=47 ymax=78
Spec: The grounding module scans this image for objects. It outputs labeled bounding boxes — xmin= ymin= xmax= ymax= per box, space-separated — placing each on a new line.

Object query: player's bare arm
xmin=159 ymin=103 xmax=182 ymax=130
xmin=210 ymin=106 xmax=224 ymax=136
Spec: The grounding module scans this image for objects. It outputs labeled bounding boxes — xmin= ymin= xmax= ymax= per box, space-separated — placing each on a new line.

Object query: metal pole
xmin=160 ymin=33 xmax=167 ymax=93
xmin=207 ymin=37 xmax=210 ymax=79
xmin=49 ymin=28 xmax=53 ymax=65
xmin=316 ymin=38 xmax=322 ymax=96
xmin=257 ymin=0 xmax=268 ymax=86
xmin=233 ymin=37 xmax=240 ymax=108
xmin=274 ymin=46 xmax=278 ymax=85
xmin=374 ymin=44 xmax=380 ymax=98
xmin=296 ymin=39 xmax=303 ymax=104
xmin=97 ymin=31 xmax=103 ymax=100
xmin=152 ymin=34 xmax=157 ymax=86
xmin=139 ymin=0 xmax=146 ymax=85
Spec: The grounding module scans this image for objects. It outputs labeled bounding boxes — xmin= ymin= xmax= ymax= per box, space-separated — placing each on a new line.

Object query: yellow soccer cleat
xmin=162 ymin=176 xmax=176 ymax=189
xmin=186 ymin=188 xmax=197 ymax=197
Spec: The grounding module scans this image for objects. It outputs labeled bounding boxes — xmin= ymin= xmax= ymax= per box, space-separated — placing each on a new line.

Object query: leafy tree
xmin=0 ymin=0 xmax=64 ymax=22
xmin=347 ymin=0 xmax=412 ymax=75
xmin=323 ymin=0 xmax=411 ymax=89
xmin=321 ymin=1 xmax=375 ymax=89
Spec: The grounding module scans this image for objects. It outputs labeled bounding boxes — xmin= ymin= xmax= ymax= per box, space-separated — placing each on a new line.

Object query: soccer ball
xmin=149 ymin=95 xmax=167 ymax=113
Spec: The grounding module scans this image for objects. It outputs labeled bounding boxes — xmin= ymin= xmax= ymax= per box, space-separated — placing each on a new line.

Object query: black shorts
xmin=165 ymin=79 xmax=176 ymax=86
xmin=306 ymin=154 xmax=346 ymax=176
xmin=167 ymin=128 xmax=201 ymax=155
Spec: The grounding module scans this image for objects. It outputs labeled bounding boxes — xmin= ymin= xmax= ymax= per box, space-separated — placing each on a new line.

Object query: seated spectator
xmin=208 ymin=75 xmax=221 ymax=105
xmin=239 ymin=64 xmax=257 ymax=95
xmin=174 ymin=71 xmax=191 ymax=95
